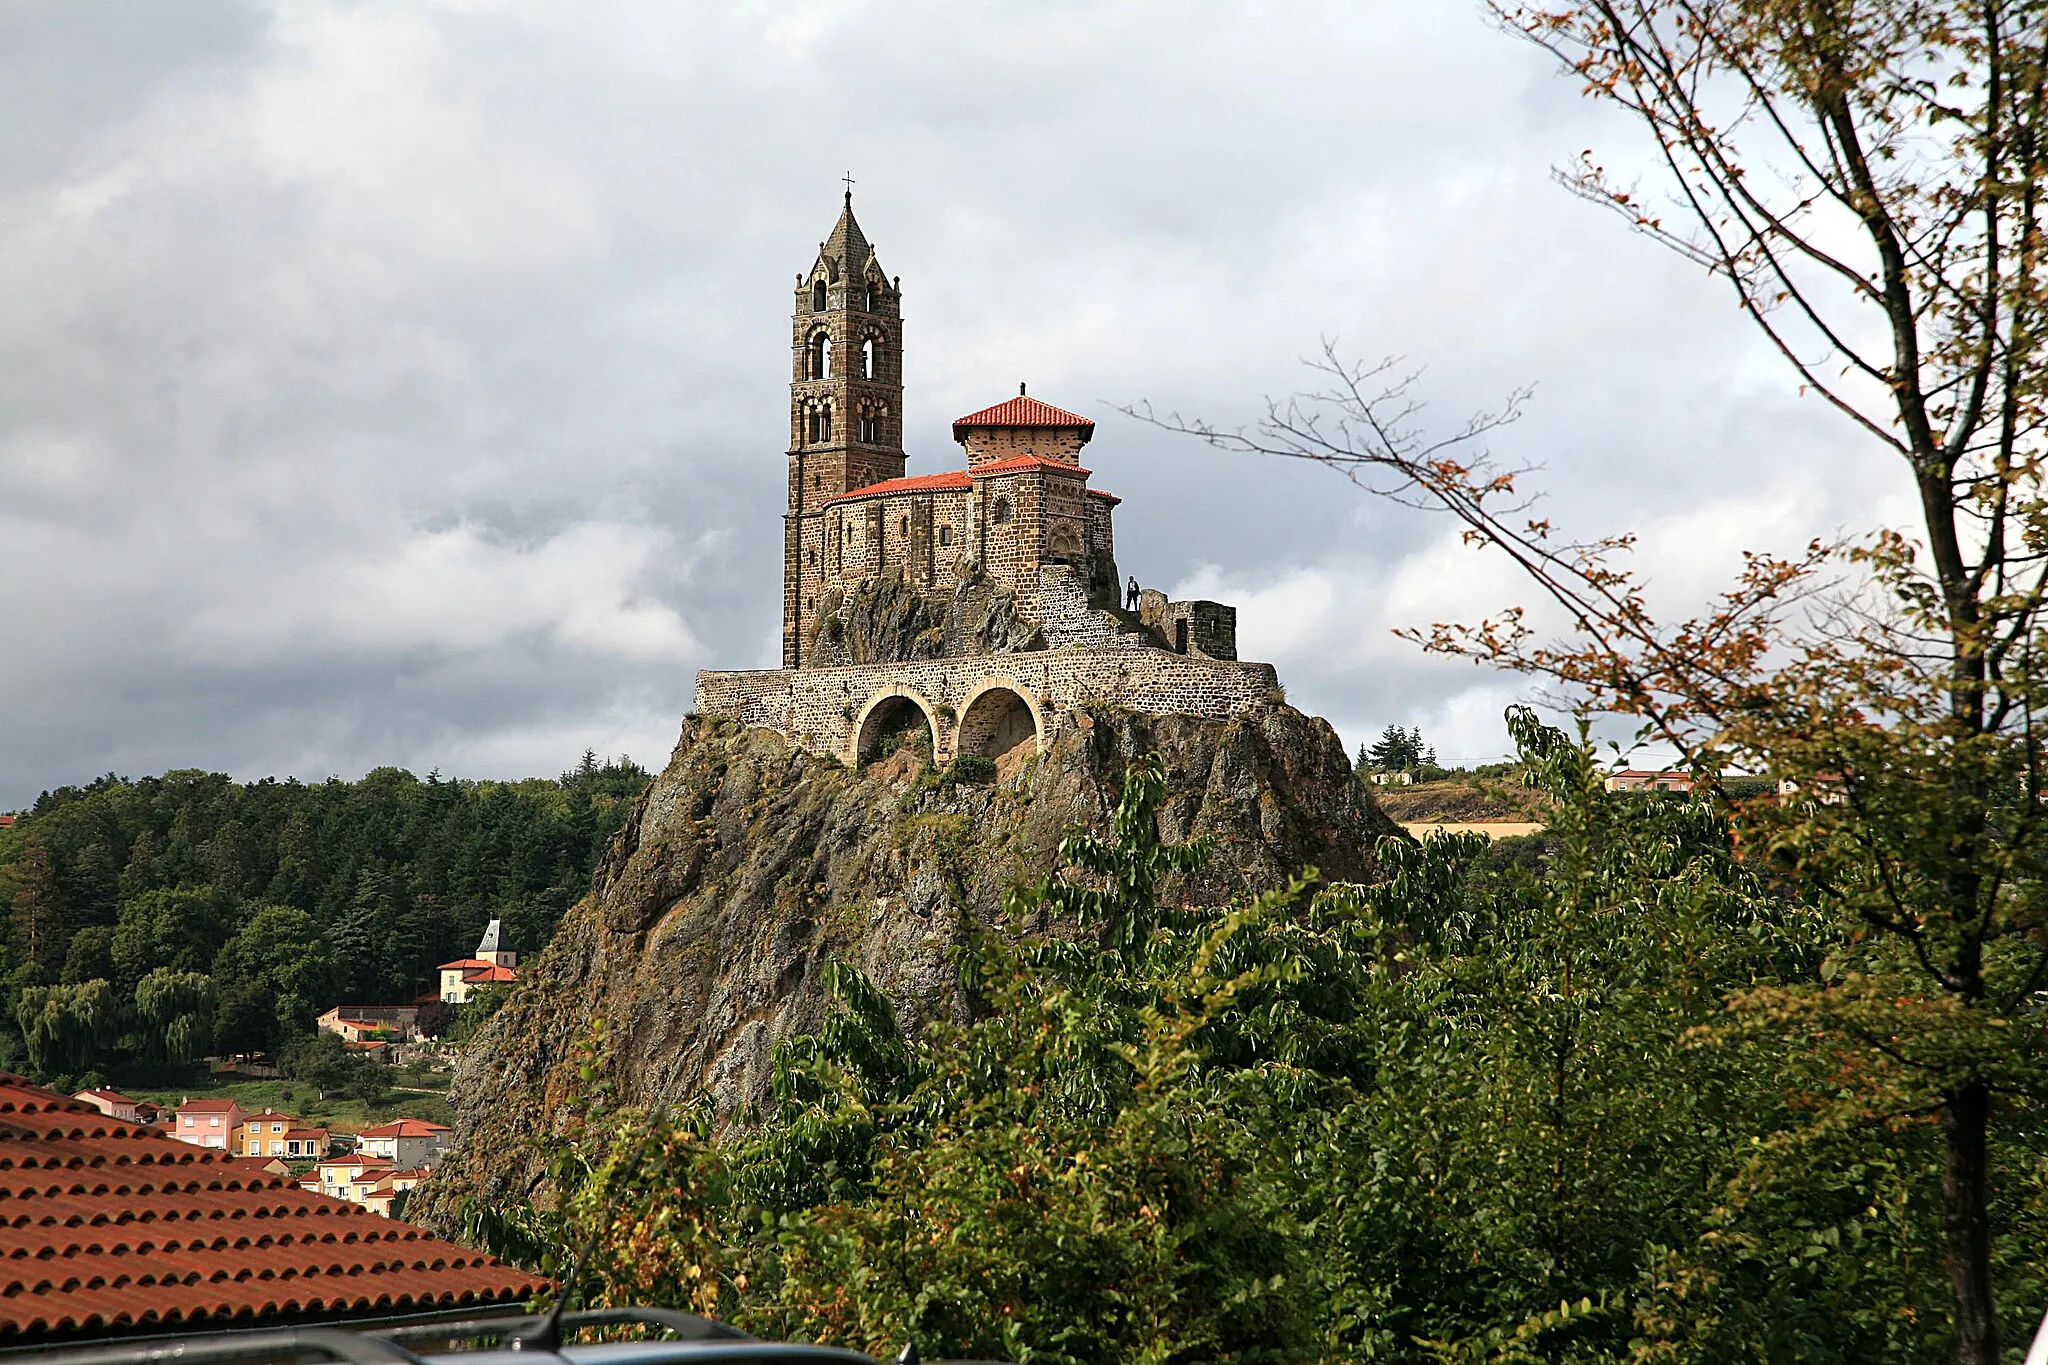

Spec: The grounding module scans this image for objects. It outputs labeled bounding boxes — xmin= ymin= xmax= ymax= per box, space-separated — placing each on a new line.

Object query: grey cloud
xmin=0 ymin=1 xmax=1900 ymax=804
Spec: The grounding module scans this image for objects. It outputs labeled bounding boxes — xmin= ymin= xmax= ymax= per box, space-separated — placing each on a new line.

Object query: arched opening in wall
xmin=957 ymin=687 xmax=1040 ymax=775
xmin=857 ymin=694 xmax=936 ymax=769
xmin=809 ymin=333 xmax=832 ymax=379
xmin=862 ymin=337 xmax=877 ymax=379
xmin=1048 ymin=523 xmax=1081 ymax=561
xmin=813 ymin=280 xmax=827 ymax=311
xmin=992 ymin=498 xmax=1013 ymax=525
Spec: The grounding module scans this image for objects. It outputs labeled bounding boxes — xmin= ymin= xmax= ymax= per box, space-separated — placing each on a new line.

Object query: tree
xmin=1365 ymin=724 xmax=1434 ymax=772
xmin=16 ymin=978 xmax=120 ymax=1078
xmin=211 ymin=905 xmax=340 ymax=1053
xmin=1143 ymin=5 xmax=2048 ymax=1356
xmin=472 ymin=724 xmax=1935 ymax=1361
xmin=280 ymin=1029 xmax=386 ymax=1105
xmin=131 ymin=967 xmax=214 ymax=1064
xmin=110 ymin=887 xmax=232 ymax=991
xmin=9 ymin=839 xmax=65 ymax=978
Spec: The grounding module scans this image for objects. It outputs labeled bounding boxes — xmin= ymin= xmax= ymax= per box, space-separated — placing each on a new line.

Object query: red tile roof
xmin=972 ymin=454 xmax=1093 ymax=478
xmin=73 ymin=1089 xmax=134 ymax=1105
xmin=464 ymin=965 xmax=519 ymax=984
xmin=173 ymin=1098 xmax=242 ymax=1113
xmin=824 ymin=469 xmax=973 ymax=506
xmin=437 ymin=958 xmax=493 ymax=971
xmin=0 ymin=1073 xmax=546 ymax=1343
xmin=359 ymin=1119 xmax=451 ymax=1139
xmin=952 ymin=394 xmax=1094 ymax=438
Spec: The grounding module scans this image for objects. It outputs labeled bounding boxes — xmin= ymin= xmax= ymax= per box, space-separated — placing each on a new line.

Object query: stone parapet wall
xmin=695 ymin=647 xmax=1281 ymax=765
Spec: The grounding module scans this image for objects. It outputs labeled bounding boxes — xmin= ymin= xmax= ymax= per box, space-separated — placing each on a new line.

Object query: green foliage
xmin=280 ymin=1029 xmax=389 ymax=1106
xmin=131 ymin=967 xmax=214 ymax=1063
xmin=1364 ymin=723 xmax=1435 ymax=772
xmin=0 ymin=753 xmax=649 ymax=1079
xmin=944 ymin=753 xmax=997 ymax=785
xmin=16 ymin=978 xmax=122 ymax=1076
xmin=475 ymin=716 xmax=2025 ymax=1362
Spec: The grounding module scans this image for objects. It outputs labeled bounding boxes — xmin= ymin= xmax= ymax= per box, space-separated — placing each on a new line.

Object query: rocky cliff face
xmin=804 ymin=575 xmax=1048 ymax=668
xmin=416 ymin=701 xmax=1397 ymax=1230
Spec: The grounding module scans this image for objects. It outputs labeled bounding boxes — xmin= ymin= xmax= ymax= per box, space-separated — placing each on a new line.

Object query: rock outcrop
xmin=415 ymin=702 xmax=1397 ymax=1231
xmin=804 ymin=575 xmax=1052 ymax=668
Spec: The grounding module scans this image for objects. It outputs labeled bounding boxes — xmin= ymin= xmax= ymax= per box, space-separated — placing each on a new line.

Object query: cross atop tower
xmin=841 ymin=171 xmax=856 ymax=201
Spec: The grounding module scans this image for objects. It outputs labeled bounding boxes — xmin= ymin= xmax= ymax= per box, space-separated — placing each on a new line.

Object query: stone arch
xmin=955 ymin=681 xmax=1046 ymax=763
xmin=851 ymin=686 xmax=942 ymax=767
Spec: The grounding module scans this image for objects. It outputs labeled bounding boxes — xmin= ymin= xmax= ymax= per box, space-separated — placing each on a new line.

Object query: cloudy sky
xmin=0 ymin=0 xmax=1906 ymax=807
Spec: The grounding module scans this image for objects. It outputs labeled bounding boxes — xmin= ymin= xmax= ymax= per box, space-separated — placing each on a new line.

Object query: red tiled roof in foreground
xmin=0 ymin=1073 xmax=547 ymax=1343
xmin=951 ymin=394 xmax=1094 ymax=439
xmin=824 ymin=469 xmax=973 ymax=506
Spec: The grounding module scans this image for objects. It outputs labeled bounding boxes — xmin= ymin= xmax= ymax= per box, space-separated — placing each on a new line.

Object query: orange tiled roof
xmin=971 ymin=454 xmax=1093 ymax=479
xmin=0 ymin=1073 xmax=546 ymax=1342
xmin=824 ymin=470 xmax=972 ymax=506
xmin=464 ymin=965 xmax=519 ymax=984
xmin=952 ymin=394 xmax=1094 ymax=438
xmin=358 ymin=1119 xmax=451 ymax=1139
xmin=174 ymin=1098 xmax=242 ymax=1113
xmin=437 ymin=957 xmax=493 ymax=971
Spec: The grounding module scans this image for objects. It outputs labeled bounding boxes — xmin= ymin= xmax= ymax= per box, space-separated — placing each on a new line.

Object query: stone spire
xmin=819 ymin=192 xmax=872 ymax=277
xmin=784 ymin=192 xmax=906 ymax=668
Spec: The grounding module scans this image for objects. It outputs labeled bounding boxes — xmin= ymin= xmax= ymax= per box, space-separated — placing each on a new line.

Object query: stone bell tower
xmin=783 ymin=190 xmax=905 ymax=668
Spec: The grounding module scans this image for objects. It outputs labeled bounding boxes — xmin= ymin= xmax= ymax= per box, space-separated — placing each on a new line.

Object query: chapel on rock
xmin=695 ymin=194 xmax=1280 ymax=767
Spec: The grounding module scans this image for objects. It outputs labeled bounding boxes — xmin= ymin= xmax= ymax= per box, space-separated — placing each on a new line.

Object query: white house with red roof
xmin=438 ymin=918 xmax=521 ymax=1003
xmin=357 ymin=1116 xmax=453 ymax=1169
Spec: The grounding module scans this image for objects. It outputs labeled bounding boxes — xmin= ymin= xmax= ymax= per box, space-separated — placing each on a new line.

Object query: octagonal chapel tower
xmin=783 ymin=193 xmax=904 ymax=668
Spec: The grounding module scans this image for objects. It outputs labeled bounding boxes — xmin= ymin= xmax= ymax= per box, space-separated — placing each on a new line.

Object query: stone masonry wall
xmin=695 ymin=647 xmax=1281 ymax=766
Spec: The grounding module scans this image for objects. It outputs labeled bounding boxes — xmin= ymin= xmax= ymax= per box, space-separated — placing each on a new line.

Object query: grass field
xmin=131 ymin=1073 xmax=456 ymax=1133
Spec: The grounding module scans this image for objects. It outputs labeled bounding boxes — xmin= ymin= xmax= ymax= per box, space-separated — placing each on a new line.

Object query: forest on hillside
xmin=0 ymin=752 xmax=649 ymax=1089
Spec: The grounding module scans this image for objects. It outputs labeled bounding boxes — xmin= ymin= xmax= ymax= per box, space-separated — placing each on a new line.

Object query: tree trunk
xmin=1944 ymin=1078 xmax=2000 ymax=1365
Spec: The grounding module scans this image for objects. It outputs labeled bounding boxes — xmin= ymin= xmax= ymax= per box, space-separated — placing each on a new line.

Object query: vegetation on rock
xmin=460 ymin=711 xmax=2033 ymax=1362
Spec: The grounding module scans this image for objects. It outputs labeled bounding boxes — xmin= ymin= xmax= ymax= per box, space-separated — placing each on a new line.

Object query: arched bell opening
xmin=855 ymin=692 xmax=938 ymax=768
xmin=956 ymin=686 xmax=1042 ymax=764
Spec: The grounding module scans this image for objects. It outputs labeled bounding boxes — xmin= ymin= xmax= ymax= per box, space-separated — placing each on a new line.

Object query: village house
xmin=233 ymin=1110 xmax=298 ymax=1159
xmin=284 ymin=1125 xmax=331 ymax=1159
xmin=438 ymin=918 xmax=520 ymax=1004
xmin=357 ymin=1116 xmax=453 ymax=1169
xmin=171 ymin=1096 xmax=247 ymax=1149
xmin=316 ymin=1004 xmax=422 ymax=1044
xmin=358 ymin=1168 xmax=432 ymax=1219
xmin=70 ymin=1087 xmax=156 ymax=1124
xmin=1605 ymin=769 xmax=1696 ymax=793
xmin=313 ymin=1152 xmax=394 ymax=1201
xmin=1778 ymin=773 xmax=1849 ymax=805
